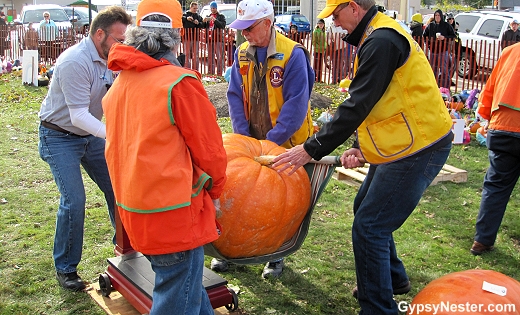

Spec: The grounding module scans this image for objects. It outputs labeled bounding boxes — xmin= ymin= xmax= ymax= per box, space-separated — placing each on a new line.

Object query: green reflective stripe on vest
xmin=192 ymin=172 xmax=213 ymax=197
xmin=116 ymin=201 xmax=192 ymax=213
xmin=168 ymin=73 xmax=199 ymax=126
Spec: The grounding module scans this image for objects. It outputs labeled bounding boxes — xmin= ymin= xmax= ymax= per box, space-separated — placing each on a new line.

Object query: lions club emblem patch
xmin=270 ymin=66 xmax=284 ymax=87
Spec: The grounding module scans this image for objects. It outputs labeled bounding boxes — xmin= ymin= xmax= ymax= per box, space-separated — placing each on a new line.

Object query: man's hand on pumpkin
xmin=272 ymin=144 xmax=312 ymax=175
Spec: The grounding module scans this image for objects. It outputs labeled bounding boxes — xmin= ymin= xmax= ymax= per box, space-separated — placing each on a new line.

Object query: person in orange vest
xmin=103 ymin=0 xmax=227 ymax=313
xmin=471 ymin=43 xmax=520 ymax=256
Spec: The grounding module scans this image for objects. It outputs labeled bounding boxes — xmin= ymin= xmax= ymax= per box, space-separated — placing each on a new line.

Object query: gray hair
xmin=124 ymin=14 xmax=181 ymax=54
xmin=353 ymin=0 xmax=376 ymax=11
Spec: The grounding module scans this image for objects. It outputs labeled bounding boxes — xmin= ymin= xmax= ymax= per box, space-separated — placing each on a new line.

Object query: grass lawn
xmin=1 ymin=72 xmax=519 ymax=315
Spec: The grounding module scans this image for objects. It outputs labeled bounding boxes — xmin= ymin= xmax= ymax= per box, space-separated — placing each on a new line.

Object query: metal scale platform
xmin=98 ymin=211 xmax=238 ymax=314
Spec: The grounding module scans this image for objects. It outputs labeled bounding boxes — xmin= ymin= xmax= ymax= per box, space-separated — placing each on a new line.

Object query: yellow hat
xmin=317 ymin=0 xmax=351 ymax=19
xmin=411 ymin=13 xmax=422 ymax=23
xmin=136 ymin=0 xmax=183 ymax=28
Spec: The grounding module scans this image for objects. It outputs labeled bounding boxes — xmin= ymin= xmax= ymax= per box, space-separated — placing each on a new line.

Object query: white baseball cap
xmin=229 ymin=0 xmax=274 ymax=30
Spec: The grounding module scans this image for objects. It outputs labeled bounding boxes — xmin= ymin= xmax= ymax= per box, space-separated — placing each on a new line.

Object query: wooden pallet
xmin=87 ymin=283 xmax=238 ymax=315
xmin=334 ymin=164 xmax=467 ymax=187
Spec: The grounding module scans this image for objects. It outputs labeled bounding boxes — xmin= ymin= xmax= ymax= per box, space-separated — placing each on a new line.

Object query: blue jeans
xmin=352 ymin=142 xmax=451 ymax=314
xmin=38 ymin=125 xmax=115 ymax=274
xmin=145 ymin=246 xmax=214 ymax=315
xmin=474 ymin=130 xmax=520 ymax=246
xmin=429 ymin=51 xmax=450 ymax=88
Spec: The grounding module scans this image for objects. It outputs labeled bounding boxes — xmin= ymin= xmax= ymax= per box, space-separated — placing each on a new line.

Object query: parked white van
xmin=20 ymin=4 xmax=73 ymax=31
xmin=455 ymin=10 xmax=520 ymax=78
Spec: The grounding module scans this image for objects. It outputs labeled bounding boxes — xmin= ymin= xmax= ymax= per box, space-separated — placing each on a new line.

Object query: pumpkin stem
xmin=253 ymin=155 xmax=277 ymax=166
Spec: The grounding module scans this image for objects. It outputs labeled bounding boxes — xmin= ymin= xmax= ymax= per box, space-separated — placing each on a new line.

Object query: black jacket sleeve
xmin=303 ymin=28 xmax=410 ymax=160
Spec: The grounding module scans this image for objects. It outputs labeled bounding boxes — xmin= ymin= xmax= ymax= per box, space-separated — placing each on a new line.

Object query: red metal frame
xmin=103 ymin=208 xmax=235 ymax=312
xmin=105 ymin=264 xmax=152 ymax=314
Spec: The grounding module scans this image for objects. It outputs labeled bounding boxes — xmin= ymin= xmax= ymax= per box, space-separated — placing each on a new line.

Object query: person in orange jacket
xmin=471 ymin=42 xmax=520 ymax=256
xmin=102 ymin=0 xmax=227 ymax=313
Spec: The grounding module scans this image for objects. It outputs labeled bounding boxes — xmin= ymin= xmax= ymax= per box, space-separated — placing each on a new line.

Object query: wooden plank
xmin=334 ymin=164 xmax=467 ymax=187
xmin=87 ymin=284 xmax=141 ymax=315
xmin=87 ymin=283 xmax=238 ymax=315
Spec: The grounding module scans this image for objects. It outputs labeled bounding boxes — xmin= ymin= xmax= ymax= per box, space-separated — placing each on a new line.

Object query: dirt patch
xmin=205 ymin=82 xmax=333 ymax=118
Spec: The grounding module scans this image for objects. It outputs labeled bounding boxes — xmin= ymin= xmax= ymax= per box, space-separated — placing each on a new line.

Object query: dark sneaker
xmin=261 ymin=259 xmax=284 ymax=279
xmin=352 ymin=281 xmax=411 ymax=299
xmin=210 ymin=258 xmax=229 ymax=272
xmin=470 ymin=241 xmax=494 ymax=255
xmin=56 ymin=271 xmax=86 ymax=291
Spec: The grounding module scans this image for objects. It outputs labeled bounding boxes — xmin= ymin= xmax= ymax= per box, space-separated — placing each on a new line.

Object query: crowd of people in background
xmin=2 ymin=5 xmax=520 ymax=86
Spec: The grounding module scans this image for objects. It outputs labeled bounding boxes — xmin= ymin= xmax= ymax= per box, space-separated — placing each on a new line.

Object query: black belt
xmin=41 ymin=121 xmax=88 ymax=137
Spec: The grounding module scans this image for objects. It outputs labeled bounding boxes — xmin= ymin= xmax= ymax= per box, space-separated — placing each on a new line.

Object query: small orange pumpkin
xmin=408 ymin=270 xmax=520 ymax=315
xmin=469 ymin=121 xmax=481 ymax=133
xmin=449 ymin=101 xmax=464 ymax=111
xmin=213 ymin=134 xmax=311 ymax=258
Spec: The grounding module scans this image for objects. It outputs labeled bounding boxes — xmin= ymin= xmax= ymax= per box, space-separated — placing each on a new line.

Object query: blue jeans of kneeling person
xmin=474 ymin=130 xmax=520 ymax=247
xmin=353 ymin=142 xmax=451 ymax=315
xmin=145 ymin=246 xmax=214 ymax=315
xmin=38 ymin=125 xmax=116 ymax=274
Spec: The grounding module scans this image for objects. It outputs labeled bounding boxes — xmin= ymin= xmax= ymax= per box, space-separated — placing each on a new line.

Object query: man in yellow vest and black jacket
xmin=219 ymin=0 xmax=315 ymax=279
xmin=274 ymin=0 xmax=454 ymax=313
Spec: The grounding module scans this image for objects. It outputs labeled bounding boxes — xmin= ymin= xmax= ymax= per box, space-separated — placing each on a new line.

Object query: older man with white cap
xmin=103 ymin=0 xmax=228 ymax=313
xmin=216 ymin=0 xmax=314 ymax=279
xmin=501 ymin=19 xmax=520 ymax=49
xmin=272 ymin=0 xmax=454 ymax=313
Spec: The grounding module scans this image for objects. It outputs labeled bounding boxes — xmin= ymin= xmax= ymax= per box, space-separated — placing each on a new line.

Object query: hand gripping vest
xmin=237 ymin=34 xmax=313 ymax=148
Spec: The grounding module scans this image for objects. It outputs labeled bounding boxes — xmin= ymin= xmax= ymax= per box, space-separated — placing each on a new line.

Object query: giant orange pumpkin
xmin=408 ymin=270 xmax=520 ymax=315
xmin=213 ymin=134 xmax=311 ymax=258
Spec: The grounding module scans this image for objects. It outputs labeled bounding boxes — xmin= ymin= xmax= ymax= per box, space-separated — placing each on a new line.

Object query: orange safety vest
xmin=104 ymin=64 xmax=219 ymax=255
xmin=477 ymin=43 xmax=520 ymax=133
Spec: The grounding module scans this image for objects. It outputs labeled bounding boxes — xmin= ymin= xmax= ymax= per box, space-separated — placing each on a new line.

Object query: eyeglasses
xmin=106 ymin=31 xmax=124 ymax=44
xmin=447 ymin=18 xmax=454 ymax=20
xmin=332 ymin=2 xmax=350 ymax=21
xmin=243 ymin=18 xmax=265 ymax=33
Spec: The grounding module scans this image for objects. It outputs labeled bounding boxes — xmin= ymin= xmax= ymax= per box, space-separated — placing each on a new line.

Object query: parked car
xmin=125 ymin=1 xmax=140 ymax=25
xmin=396 ymin=20 xmax=412 ymax=35
xmin=20 ymin=4 xmax=73 ymax=30
xmin=63 ymin=6 xmax=97 ymax=34
xmin=455 ymin=11 xmax=520 ymax=78
xmin=199 ymin=3 xmax=237 ymax=26
xmin=274 ymin=14 xmax=311 ymax=34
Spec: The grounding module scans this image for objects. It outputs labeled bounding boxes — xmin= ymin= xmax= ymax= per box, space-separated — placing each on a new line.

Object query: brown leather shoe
xmin=352 ymin=281 xmax=411 ymax=299
xmin=470 ymin=241 xmax=494 ymax=255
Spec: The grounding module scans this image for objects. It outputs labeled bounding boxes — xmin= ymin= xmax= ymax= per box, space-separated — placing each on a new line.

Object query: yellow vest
xmin=354 ymin=13 xmax=452 ymax=164
xmin=238 ymin=34 xmax=313 ymax=148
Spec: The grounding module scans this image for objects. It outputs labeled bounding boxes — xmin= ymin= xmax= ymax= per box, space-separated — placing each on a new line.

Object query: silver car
xmin=63 ymin=7 xmax=98 ymax=34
